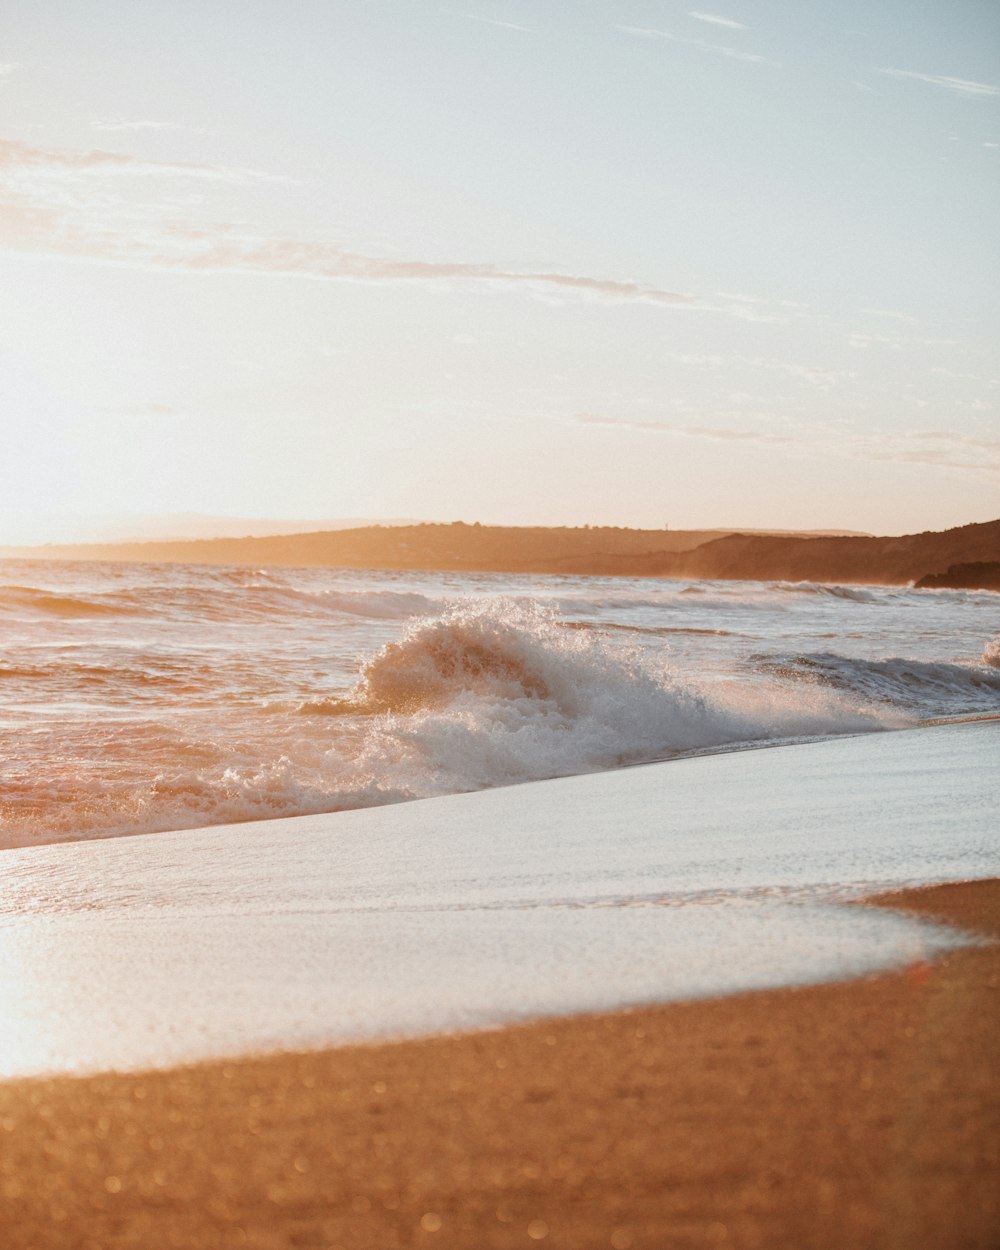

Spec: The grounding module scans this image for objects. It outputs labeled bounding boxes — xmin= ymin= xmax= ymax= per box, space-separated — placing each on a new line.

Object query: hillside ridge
xmin=2 ymin=520 xmax=997 ymax=588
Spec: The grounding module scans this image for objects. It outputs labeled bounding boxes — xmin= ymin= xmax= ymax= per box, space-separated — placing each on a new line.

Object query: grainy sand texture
xmin=1 ymin=879 xmax=997 ymax=1250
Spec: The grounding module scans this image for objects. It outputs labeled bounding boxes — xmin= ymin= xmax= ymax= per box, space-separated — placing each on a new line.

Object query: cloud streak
xmin=0 ymin=139 xmax=699 ymax=307
xmin=90 ymin=119 xmax=188 ymax=133
xmin=574 ymin=414 xmax=1000 ymax=475
xmin=876 ymin=68 xmax=1000 ymax=98
xmin=618 ymin=25 xmax=777 ymax=66
xmin=0 ymin=138 xmax=288 ymax=184
xmin=670 ymin=352 xmax=851 ymax=386
xmin=577 ymin=413 xmax=794 ymax=445
xmin=470 ymin=16 xmax=530 ymax=33
xmin=688 ymin=12 xmax=747 ymax=31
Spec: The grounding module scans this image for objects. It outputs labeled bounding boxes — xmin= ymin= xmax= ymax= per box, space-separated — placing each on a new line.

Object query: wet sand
xmin=1 ymin=878 xmax=997 ymax=1250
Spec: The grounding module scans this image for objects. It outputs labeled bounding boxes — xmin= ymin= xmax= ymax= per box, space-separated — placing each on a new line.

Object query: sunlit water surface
xmin=0 ymin=720 xmax=996 ymax=1076
xmin=2 ymin=560 xmax=997 ymax=848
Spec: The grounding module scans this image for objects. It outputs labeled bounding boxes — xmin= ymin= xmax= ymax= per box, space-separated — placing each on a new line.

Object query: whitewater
xmin=1 ymin=559 xmax=998 ymax=850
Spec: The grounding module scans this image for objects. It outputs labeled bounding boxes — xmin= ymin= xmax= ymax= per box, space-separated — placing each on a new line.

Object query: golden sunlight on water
xmin=1 ymin=560 xmax=998 ymax=851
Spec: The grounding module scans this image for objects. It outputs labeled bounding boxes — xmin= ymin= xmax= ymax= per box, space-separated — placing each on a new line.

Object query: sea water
xmin=1 ymin=559 xmax=998 ymax=849
xmin=1 ymin=721 xmax=996 ymax=1075
xmin=1 ymin=560 xmax=998 ymax=1075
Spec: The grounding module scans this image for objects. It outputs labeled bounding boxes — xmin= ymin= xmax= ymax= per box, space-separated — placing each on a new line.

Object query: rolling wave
xmin=770 ymin=582 xmax=881 ymax=602
xmin=0 ymin=578 xmax=441 ymax=624
xmin=0 ymin=585 xmax=135 ymax=618
xmin=3 ymin=561 xmax=995 ymax=849
xmin=751 ymin=649 xmax=1000 ymax=716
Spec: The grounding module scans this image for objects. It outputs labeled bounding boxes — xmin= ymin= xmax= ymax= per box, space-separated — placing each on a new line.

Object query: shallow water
xmin=1 ymin=560 xmax=997 ymax=848
xmin=0 ymin=720 xmax=995 ymax=1077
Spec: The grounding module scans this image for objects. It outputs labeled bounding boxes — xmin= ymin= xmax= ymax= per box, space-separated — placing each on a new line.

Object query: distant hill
xmin=1 ymin=519 xmax=995 ymax=587
xmin=657 ymin=520 xmax=1000 ymax=586
xmin=0 ymin=525 xmax=734 ymax=571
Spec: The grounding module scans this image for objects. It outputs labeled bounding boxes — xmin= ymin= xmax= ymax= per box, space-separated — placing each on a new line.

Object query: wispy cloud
xmin=0 ymin=63 xmax=19 ymax=78
xmin=747 ymin=357 xmax=850 ymax=385
xmin=876 ymin=68 xmax=1000 ymax=98
xmin=576 ymin=413 xmax=794 ymax=445
xmin=931 ymin=366 xmax=982 ymax=382
xmin=90 ymin=119 xmax=187 ymax=133
xmin=874 ymin=430 xmax=1000 ymax=473
xmin=688 ymin=12 xmax=746 ymax=31
xmin=169 ymin=240 xmax=696 ymax=305
xmin=681 ymin=424 xmax=791 ymax=444
xmin=0 ymin=139 xmax=702 ymax=308
xmin=670 ymin=351 xmax=851 ymax=386
xmin=696 ymin=291 xmax=807 ymax=323
xmin=618 ymin=25 xmax=777 ymax=66
xmin=574 ymin=414 xmax=1000 ymax=475
xmin=0 ymin=138 xmax=289 ymax=184
xmin=861 ymin=307 xmax=915 ymax=322
xmin=847 ymin=330 xmax=908 ymax=350
xmin=470 ymin=15 xmax=530 ymax=33
xmin=0 ymin=138 xmax=836 ymax=323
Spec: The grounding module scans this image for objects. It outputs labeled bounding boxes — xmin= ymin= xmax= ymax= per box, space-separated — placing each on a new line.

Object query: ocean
xmin=2 ymin=559 xmax=998 ymax=850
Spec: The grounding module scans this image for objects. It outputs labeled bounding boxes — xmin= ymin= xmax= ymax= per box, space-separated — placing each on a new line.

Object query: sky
xmin=1 ymin=0 xmax=998 ymax=543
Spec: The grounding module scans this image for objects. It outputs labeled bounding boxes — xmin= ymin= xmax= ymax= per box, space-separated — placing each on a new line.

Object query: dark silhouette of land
xmin=915 ymin=561 xmax=1000 ymax=592
xmin=2 ymin=519 xmax=997 ymax=588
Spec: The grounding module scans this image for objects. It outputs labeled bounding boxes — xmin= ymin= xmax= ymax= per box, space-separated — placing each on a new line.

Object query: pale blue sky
xmin=1 ymin=1 xmax=998 ymax=541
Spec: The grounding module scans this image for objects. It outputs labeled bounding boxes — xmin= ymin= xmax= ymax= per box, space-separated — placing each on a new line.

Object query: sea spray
xmin=2 ymin=560 xmax=997 ymax=848
xmin=335 ymin=600 xmax=892 ymax=801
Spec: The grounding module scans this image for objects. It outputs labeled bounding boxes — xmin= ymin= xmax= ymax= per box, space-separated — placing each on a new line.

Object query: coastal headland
xmin=3 ymin=517 xmax=998 ymax=588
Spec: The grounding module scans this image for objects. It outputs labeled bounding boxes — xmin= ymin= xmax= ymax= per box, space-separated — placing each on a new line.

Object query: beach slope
xmin=0 ymin=878 xmax=997 ymax=1249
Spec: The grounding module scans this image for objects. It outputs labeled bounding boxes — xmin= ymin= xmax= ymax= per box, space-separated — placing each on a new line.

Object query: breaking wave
xmin=296 ymin=601 xmax=894 ymax=804
xmin=752 ymin=650 xmax=1000 ymax=717
xmin=3 ymin=560 xmax=996 ymax=849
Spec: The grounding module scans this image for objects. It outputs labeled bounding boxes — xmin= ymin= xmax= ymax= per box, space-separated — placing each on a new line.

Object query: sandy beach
xmin=5 ymin=1 xmax=998 ymax=1243
xmin=1 ymin=877 xmax=997 ymax=1250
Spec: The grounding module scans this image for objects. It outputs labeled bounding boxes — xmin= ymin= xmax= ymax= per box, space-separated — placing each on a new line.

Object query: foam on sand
xmin=1 ymin=719 xmax=996 ymax=1078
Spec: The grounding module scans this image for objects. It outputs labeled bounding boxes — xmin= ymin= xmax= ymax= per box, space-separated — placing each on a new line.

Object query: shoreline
xmin=2 ymin=877 xmax=997 ymax=1249
xmin=2 ymin=718 xmax=996 ymax=1083
xmin=7 ymin=712 xmax=998 ymax=856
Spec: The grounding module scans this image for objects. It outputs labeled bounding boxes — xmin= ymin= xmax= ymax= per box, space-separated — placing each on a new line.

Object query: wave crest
xmin=752 ymin=649 xmax=1000 ymax=715
xmin=327 ymin=602 xmax=891 ymax=802
xmin=0 ymin=584 xmax=131 ymax=618
xmin=353 ymin=603 xmax=561 ymax=713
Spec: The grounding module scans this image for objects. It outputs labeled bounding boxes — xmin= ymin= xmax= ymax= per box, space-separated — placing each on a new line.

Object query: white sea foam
xmin=5 ymin=721 xmax=996 ymax=1077
xmin=1 ymin=561 xmax=996 ymax=848
xmin=330 ymin=600 xmax=893 ymax=804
